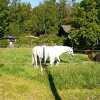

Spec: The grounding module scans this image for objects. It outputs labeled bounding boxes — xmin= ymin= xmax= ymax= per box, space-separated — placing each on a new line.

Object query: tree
xmin=32 ymin=0 xmax=59 ymax=35
xmin=8 ymin=1 xmax=32 ymax=35
xmin=57 ymin=0 xmax=68 ymax=25
xmin=69 ymin=0 xmax=100 ymax=49
xmin=0 ymin=0 xmax=9 ymax=38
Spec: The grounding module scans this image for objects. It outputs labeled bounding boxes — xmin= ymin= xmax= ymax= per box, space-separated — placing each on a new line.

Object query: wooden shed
xmin=58 ymin=25 xmax=71 ymax=37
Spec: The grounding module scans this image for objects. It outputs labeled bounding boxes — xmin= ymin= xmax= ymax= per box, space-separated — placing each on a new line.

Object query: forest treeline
xmin=0 ymin=0 xmax=100 ymax=49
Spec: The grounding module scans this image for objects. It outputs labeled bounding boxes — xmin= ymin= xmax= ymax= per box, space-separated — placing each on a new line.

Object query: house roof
xmin=61 ymin=25 xmax=71 ymax=32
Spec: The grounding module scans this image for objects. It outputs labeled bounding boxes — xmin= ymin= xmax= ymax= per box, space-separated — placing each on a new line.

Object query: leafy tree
xmin=8 ymin=2 xmax=32 ymax=35
xmin=0 ymin=0 xmax=9 ymax=38
xmin=16 ymin=3 xmax=33 ymax=34
xmin=69 ymin=0 xmax=100 ymax=49
xmin=57 ymin=0 xmax=68 ymax=25
xmin=32 ymin=0 xmax=59 ymax=35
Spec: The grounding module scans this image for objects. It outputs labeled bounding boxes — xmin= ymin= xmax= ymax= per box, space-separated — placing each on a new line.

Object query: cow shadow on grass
xmin=0 ymin=64 xmax=4 ymax=76
xmin=44 ymin=67 xmax=61 ymax=100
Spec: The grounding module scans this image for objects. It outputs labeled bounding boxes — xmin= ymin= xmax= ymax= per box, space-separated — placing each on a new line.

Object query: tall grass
xmin=0 ymin=48 xmax=100 ymax=99
xmin=0 ymin=48 xmax=100 ymax=90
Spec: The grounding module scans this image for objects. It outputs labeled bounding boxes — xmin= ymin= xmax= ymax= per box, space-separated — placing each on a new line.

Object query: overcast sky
xmin=21 ymin=0 xmax=83 ymax=8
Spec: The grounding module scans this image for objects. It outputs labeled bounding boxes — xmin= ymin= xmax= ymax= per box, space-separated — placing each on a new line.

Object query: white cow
xmin=32 ymin=46 xmax=45 ymax=67
xmin=32 ymin=45 xmax=74 ymax=68
xmin=44 ymin=45 xmax=73 ymax=66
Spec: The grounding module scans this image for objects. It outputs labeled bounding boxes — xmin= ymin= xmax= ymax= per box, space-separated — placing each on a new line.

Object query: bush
xmin=15 ymin=35 xmax=64 ymax=47
xmin=0 ymin=39 xmax=8 ymax=48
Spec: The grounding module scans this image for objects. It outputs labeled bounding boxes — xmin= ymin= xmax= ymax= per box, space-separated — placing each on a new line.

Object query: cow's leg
xmin=56 ymin=56 xmax=60 ymax=65
xmin=32 ymin=54 xmax=38 ymax=67
xmin=32 ymin=54 xmax=34 ymax=66
xmin=39 ymin=57 xmax=43 ymax=72
xmin=50 ymin=57 xmax=54 ymax=67
xmin=39 ymin=57 xmax=42 ymax=67
xmin=34 ymin=55 xmax=38 ymax=67
xmin=44 ymin=56 xmax=47 ymax=65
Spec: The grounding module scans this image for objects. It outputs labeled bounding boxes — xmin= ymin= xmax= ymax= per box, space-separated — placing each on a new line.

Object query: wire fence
xmin=0 ymin=46 xmax=100 ymax=52
xmin=0 ymin=47 xmax=99 ymax=66
xmin=0 ymin=62 xmax=91 ymax=66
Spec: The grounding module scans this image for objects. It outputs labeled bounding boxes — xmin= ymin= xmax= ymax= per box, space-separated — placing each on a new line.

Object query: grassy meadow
xmin=0 ymin=48 xmax=100 ymax=100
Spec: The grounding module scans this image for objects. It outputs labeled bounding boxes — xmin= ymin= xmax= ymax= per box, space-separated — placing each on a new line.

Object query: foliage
xmin=70 ymin=0 xmax=100 ymax=49
xmin=8 ymin=2 xmax=32 ymax=35
xmin=15 ymin=35 xmax=64 ymax=47
xmin=0 ymin=0 xmax=74 ymax=47
xmin=32 ymin=35 xmax=64 ymax=46
xmin=58 ymin=0 xmax=73 ymax=25
xmin=31 ymin=0 xmax=59 ymax=35
xmin=1 ymin=0 xmax=100 ymax=49
xmin=0 ymin=0 xmax=9 ymax=38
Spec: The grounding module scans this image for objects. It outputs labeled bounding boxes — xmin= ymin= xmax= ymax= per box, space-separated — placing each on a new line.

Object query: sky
xmin=21 ymin=0 xmax=83 ymax=8
xmin=21 ymin=0 xmax=44 ymax=8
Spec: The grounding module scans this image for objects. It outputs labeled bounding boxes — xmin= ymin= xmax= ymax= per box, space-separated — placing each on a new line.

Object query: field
xmin=0 ymin=48 xmax=100 ymax=100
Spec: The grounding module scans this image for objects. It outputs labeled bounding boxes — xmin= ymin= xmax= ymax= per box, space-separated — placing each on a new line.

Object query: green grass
xmin=0 ymin=48 xmax=100 ymax=100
